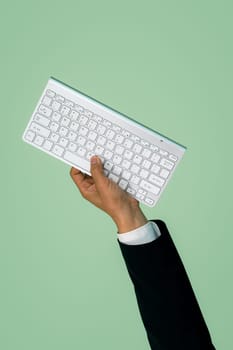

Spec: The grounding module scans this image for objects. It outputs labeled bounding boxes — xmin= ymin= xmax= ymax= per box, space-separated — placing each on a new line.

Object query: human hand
xmin=70 ymin=156 xmax=148 ymax=233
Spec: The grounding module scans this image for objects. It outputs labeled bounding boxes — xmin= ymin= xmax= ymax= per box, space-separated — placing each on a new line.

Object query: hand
xmin=70 ymin=156 xmax=148 ymax=233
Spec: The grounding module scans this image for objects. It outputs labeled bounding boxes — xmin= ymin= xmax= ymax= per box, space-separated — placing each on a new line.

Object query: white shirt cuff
xmin=117 ymin=221 xmax=161 ymax=245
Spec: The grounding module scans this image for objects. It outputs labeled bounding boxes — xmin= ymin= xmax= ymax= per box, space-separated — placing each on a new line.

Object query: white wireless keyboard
xmin=22 ymin=77 xmax=186 ymax=207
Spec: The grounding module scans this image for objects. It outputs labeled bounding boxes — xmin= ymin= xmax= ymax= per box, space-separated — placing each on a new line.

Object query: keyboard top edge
xmin=48 ymin=77 xmax=187 ymax=153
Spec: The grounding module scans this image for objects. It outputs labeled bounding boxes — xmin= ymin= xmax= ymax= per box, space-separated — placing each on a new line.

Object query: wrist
xmin=113 ymin=206 xmax=148 ymax=233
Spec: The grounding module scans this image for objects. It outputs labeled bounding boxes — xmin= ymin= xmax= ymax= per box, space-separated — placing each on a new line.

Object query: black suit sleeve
xmin=117 ymin=219 xmax=216 ymax=350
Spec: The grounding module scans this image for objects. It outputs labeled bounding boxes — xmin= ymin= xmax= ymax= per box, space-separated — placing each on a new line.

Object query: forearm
xmin=118 ymin=220 xmax=215 ymax=350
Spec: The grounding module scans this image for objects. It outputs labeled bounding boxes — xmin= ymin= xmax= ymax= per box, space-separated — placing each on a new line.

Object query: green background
xmin=1 ymin=0 xmax=232 ymax=349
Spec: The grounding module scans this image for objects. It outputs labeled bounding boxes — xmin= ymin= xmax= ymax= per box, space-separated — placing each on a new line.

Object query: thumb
xmin=90 ymin=156 xmax=107 ymax=191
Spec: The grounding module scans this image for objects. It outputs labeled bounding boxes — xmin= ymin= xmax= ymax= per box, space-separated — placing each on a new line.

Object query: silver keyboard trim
xmin=22 ymin=77 xmax=187 ymax=208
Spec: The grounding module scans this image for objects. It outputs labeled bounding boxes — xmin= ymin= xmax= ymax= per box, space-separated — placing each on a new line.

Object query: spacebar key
xmin=64 ymin=151 xmax=90 ymax=173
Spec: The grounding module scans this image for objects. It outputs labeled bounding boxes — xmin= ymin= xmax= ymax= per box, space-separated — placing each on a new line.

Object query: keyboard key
xmin=151 ymin=164 xmax=160 ymax=174
xmin=77 ymin=136 xmax=86 ymax=146
xmin=25 ymin=130 xmax=35 ymax=142
xmin=67 ymin=131 xmax=77 ymax=141
xmin=97 ymin=136 xmax=106 ymax=146
xmin=131 ymin=175 xmax=140 ymax=185
xmin=159 ymin=149 xmax=168 ymax=156
xmin=30 ymin=122 xmax=50 ymax=137
xmin=75 ymin=105 xmax=84 ymax=113
xmin=59 ymin=138 xmax=69 ymax=147
xmin=79 ymin=115 xmax=88 ymax=125
xmin=139 ymin=169 xmax=149 ymax=179
xmin=119 ymin=179 xmax=128 ymax=190
xmin=106 ymin=130 xmax=115 ymax=139
xmin=51 ymin=101 xmax=61 ymax=111
xmin=61 ymin=106 xmax=70 ymax=115
xmin=46 ymin=89 xmax=55 ymax=98
xmin=115 ymin=134 xmax=124 ymax=143
xmin=142 ymin=159 xmax=151 ymax=170
xmin=109 ymin=173 xmax=119 ymax=183
xmin=38 ymin=105 xmax=52 ymax=117
xmin=145 ymin=197 xmax=155 ymax=206
xmin=61 ymin=117 xmax=70 ymax=127
xmin=138 ymin=189 xmax=147 ymax=196
xmin=104 ymin=161 xmax=113 ymax=171
xmin=104 ymin=150 xmax=113 ymax=160
xmin=112 ymin=124 xmax=121 ymax=132
xmin=64 ymin=100 xmax=74 ymax=108
xmin=52 ymin=112 xmax=61 ymax=122
xmin=130 ymin=134 xmax=140 ymax=142
xmin=88 ymin=120 xmax=97 ymax=130
xmin=133 ymin=154 xmax=142 ymax=165
xmin=84 ymin=110 xmax=93 ymax=118
xmin=124 ymin=139 xmax=133 ymax=149
xmin=103 ymin=119 xmax=111 ymax=127
xmin=151 ymin=153 xmax=160 ymax=163
xmin=122 ymin=160 xmax=131 ymax=169
xmin=115 ymin=145 xmax=124 ymax=155
xmin=136 ymin=193 xmax=145 ymax=201
xmin=169 ymin=154 xmax=178 ymax=162
xmin=141 ymin=140 xmax=149 ymax=147
xmin=70 ymin=110 xmax=79 ymax=120
xmin=96 ymin=125 xmax=106 ymax=135
xmin=150 ymin=144 xmax=159 ymax=152
xmin=160 ymin=158 xmax=174 ymax=170
xmin=131 ymin=164 xmax=140 ymax=174
xmin=77 ymin=147 xmax=86 ymax=157
xmin=50 ymin=133 xmax=59 ymax=142
xmin=142 ymin=149 xmax=151 ymax=158
xmin=112 ymin=166 xmax=122 ymax=176
xmin=130 ymin=184 xmax=139 ymax=193
xmin=68 ymin=142 xmax=77 ymax=152
xmin=113 ymin=155 xmax=122 ymax=165
xmin=148 ymin=174 xmax=165 ymax=187
xmin=56 ymin=95 xmax=65 ymax=103
xmin=106 ymin=140 xmax=115 ymax=150
xmin=42 ymin=96 xmax=52 ymax=106
xmin=59 ymin=126 xmax=68 ymax=136
xmin=160 ymin=169 xmax=170 ymax=179
xmin=50 ymin=122 xmax=59 ymax=132
xmin=122 ymin=170 xmax=131 ymax=180
xmin=133 ymin=144 xmax=142 ymax=154
xmin=95 ymin=145 xmax=104 ymax=155
xmin=88 ymin=131 xmax=97 ymax=141
xmin=124 ymin=150 xmax=133 ymax=160
xmin=140 ymin=180 xmax=160 ymax=195
xmin=86 ymin=141 xmax=95 ymax=150
xmin=122 ymin=130 xmax=130 ymax=137
xmin=52 ymin=145 xmax=64 ymax=157
xmin=70 ymin=121 xmax=79 ymax=132
xmin=34 ymin=135 xmax=44 ymax=146
xmin=86 ymin=151 xmax=95 ymax=161
xmin=79 ymin=126 xmax=88 ymax=136
xmin=43 ymin=140 xmax=53 ymax=150
xmin=93 ymin=114 xmax=102 ymax=122
xmin=127 ymin=187 xmax=136 ymax=195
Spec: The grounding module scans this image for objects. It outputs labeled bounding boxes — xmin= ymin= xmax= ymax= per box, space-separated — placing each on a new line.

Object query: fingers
xmin=70 ymin=166 xmax=97 ymax=193
xmin=70 ymin=167 xmax=85 ymax=187
xmin=90 ymin=156 xmax=107 ymax=192
xmin=70 ymin=156 xmax=107 ymax=196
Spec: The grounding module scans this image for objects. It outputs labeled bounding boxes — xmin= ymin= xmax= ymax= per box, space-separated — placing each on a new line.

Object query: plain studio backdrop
xmin=0 ymin=1 xmax=232 ymax=349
